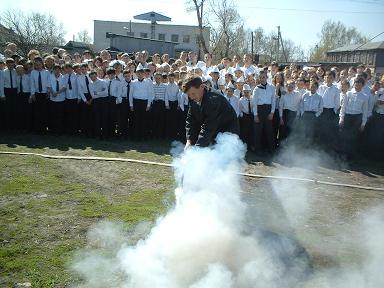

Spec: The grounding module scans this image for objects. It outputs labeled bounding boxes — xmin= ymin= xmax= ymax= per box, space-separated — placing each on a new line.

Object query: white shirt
xmin=374 ymin=89 xmax=384 ymax=115
xmin=300 ymin=92 xmax=323 ymax=117
xmin=252 ymin=83 xmax=276 ymax=116
xmin=129 ymin=78 xmax=154 ymax=108
xmin=64 ymin=73 xmax=79 ymax=100
xmin=239 ymin=96 xmax=252 ymax=116
xmin=31 ymin=69 xmax=51 ymax=94
xmin=178 ymin=91 xmax=189 ymax=111
xmin=227 ymin=95 xmax=240 ymax=117
xmin=317 ymin=84 xmax=340 ymax=112
xmin=339 ymin=89 xmax=369 ymax=126
xmin=17 ymin=74 xmax=31 ymax=93
xmin=165 ymin=82 xmax=179 ymax=106
xmin=2 ymin=68 xmax=18 ymax=89
xmin=90 ymin=79 xmax=109 ymax=99
xmin=242 ymin=65 xmax=259 ymax=77
xmin=77 ymin=74 xmax=92 ymax=102
xmin=49 ymin=74 xmax=66 ymax=102
xmin=121 ymin=80 xmax=131 ymax=99
xmin=279 ymin=91 xmax=301 ymax=116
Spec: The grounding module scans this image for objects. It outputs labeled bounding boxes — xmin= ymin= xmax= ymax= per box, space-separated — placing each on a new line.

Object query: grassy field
xmin=0 ymin=133 xmax=175 ymax=287
xmin=0 ymin=132 xmax=383 ymax=287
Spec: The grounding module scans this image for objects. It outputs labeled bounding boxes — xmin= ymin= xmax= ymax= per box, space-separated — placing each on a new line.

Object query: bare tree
xmin=207 ymin=0 xmax=244 ymax=59
xmin=310 ymin=20 xmax=368 ymax=61
xmin=1 ymin=10 xmax=65 ymax=56
xmin=75 ymin=30 xmax=92 ymax=44
xmin=186 ymin=0 xmax=210 ymax=54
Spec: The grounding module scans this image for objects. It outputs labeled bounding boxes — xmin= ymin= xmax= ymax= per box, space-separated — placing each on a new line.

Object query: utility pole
xmin=276 ymin=26 xmax=280 ymax=62
xmin=251 ymin=31 xmax=254 ymax=57
xmin=277 ymin=26 xmax=288 ymax=62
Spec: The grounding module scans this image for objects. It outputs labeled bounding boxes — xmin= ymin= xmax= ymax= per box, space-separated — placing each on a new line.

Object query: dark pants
xmin=272 ymin=108 xmax=280 ymax=148
xmin=106 ymin=97 xmax=116 ymax=138
xmin=18 ymin=92 xmax=32 ymax=131
xmin=4 ymin=88 xmax=18 ymax=130
xmin=279 ymin=109 xmax=297 ymax=143
xmin=117 ymin=98 xmax=130 ymax=137
xmin=93 ymin=97 xmax=108 ymax=139
xmin=318 ymin=108 xmax=338 ymax=150
xmin=166 ymin=100 xmax=179 ymax=139
xmin=132 ymin=99 xmax=150 ymax=140
xmin=300 ymin=111 xmax=317 ymax=145
xmin=178 ymin=105 xmax=189 ymax=143
xmin=65 ymin=99 xmax=79 ymax=134
xmin=254 ymin=104 xmax=274 ymax=152
xmin=152 ymin=100 xmax=166 ymax=138
xmin=49 ymin=101 xmax=65 ymax=134
xmin=80 ymin=100 xmax=94 ymax=137
xmin=240 ymin=113 xmax=253 ymax=148
xmin=33 ymin=93 xmax=48 ymax=133
xmin=339 ymin=114 xmax=362 ymax=157
xmin=363 ymin=112 xmax=384 ymax=160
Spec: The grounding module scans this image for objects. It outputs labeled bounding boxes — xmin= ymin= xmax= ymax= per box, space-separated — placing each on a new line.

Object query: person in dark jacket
xmin=183 ymin=76 xmax=240 ymax=148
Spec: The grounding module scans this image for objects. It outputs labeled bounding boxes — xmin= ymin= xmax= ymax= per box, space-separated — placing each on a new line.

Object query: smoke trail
xmin=72 ymin=133 xmax=310 ymax=287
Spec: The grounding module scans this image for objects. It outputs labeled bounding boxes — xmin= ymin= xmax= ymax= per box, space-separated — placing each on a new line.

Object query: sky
xmin=2 ymin=0 xmax=384 ymax=53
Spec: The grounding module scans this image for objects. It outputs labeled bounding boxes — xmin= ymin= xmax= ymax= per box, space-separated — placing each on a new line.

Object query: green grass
xmin=0 ymin=135 xmax=175 ymax=288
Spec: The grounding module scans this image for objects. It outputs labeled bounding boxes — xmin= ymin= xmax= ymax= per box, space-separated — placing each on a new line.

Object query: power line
xmin=239 ymin=6 xmax=384 ymax=14
xmin=351 ymin=31 xmax=384 ymax=52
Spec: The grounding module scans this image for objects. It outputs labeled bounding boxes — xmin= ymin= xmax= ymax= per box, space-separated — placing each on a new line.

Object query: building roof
xmin=328 ymin=41 xmax=384 ymax=53
xmin=106 ymin=33 xmax=179 ymax=44
xmin=63 ymin=41 xmax=91 ymax=49
xmin=133 ymin=11 xmax=171 ymax=23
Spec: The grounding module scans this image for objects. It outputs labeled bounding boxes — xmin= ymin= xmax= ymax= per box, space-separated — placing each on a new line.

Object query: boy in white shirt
xmin=49 ymin=65 xmax=67 ymax=134
xmin=279 ymin=80 xmax=301 ymax=143
xmin=165 ymin=72 xmax=180 ymax=140
xmin=239 ymin=84 xmax=253 ymax=149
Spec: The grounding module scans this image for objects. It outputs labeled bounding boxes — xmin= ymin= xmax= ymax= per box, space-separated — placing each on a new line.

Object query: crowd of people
xmin=0 ymin=42 xmax=383 ymax=159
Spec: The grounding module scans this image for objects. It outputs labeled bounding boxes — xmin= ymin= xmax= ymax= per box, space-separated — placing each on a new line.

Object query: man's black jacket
xmin=186 ymin=88 xmax=240 ymax=147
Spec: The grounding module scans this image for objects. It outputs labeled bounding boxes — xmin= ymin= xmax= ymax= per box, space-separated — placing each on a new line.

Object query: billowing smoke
xmin=71 ymin=133 xmax=384 ymax=288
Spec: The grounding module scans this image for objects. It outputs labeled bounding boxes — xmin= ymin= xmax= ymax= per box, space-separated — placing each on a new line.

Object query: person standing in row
xmin=118 ymin=70 xmax=132 ymax=138
xmin=129 ymin=64 xmax=153 ymax=141
xmin=339 ymin=77 xmax=368 ymax=158
xmin=252 ymin=70 xmax=276 ymax=154
xmin=49 ymin=65 xmax=67 ymax=134
xmin=30 ymin=56 xmax=51 ymax=133
xmin=16 ymin=64 xmax=32 ymax=131
xmin=165 ymin=72 xmax=179 ymax=140
xmin=278 ymin=80 xmax=301 ymax=143
xmin=106 ymin=67 xmax=122 ymax=138
xmin=239 ymin=84 xmax=253 ymax=149
xmin=299 ymin=81 xmax=323 ymax=145
xmin=3 ymin=58 xmax=18 ymax=130
xmin=89 ymin=70 xmax=109 ymax=139
xmin=64 ymin=63 xmax=80 ymax=134
xmin=317 ymin=70 xmax=340 ymax=150
xmin=77 ymin=63 xmax=93 ymax=137
xmin=152 ymin=72 xmax=167 ymax=138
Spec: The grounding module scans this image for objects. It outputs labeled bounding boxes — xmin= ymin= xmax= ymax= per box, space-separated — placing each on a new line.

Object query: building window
xmin=367 ymin=52 xmax=373 ymax=65
xmin=195 ymin=35 xmax=200 ymax=44
xmin=183 ymin=35 xmax=190 ymax=43
xmin=140 ymin=32 xmax=148 ymax=38
xmin=126 ymin=32 xmax=134 ymax=37
xmin=158 ymin=33 xmax=165 ymax=41
xmin=171 ymin=34 xmax=179 ymax=42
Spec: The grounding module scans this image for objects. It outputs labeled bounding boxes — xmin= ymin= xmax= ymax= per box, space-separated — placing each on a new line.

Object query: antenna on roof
xmin=133 ymin=11 xmax=171 ymax=40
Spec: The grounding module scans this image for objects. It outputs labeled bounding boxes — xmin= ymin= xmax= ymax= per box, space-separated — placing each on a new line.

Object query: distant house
xmin=326 ymin=41 xmax=384 ymax=74
xmin=61 ymin=40 xmax=93 ymax=54
xmin=106 ymin=33 xmax=178 ymax=58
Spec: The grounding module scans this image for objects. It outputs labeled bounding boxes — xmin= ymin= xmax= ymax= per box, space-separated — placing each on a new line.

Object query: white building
xmin=93 ymin=17 xmax=209 ymax=56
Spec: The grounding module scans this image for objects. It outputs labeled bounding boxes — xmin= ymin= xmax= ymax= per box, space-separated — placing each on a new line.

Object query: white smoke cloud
xmin=71 ymin=133 xmax=384 ymax=288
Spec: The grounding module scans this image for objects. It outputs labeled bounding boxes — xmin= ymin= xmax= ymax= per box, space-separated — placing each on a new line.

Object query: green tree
xmin=310 ymin=20 xmax=368 ymax=61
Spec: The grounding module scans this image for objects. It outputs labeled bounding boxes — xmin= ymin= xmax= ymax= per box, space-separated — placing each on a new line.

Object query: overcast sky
xmin=3 ymin=0 xmax=384 ymax=53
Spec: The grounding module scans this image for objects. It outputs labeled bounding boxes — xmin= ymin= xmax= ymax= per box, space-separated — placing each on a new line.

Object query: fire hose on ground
xmin=0 ymin=150 xmax=383 ymax=192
